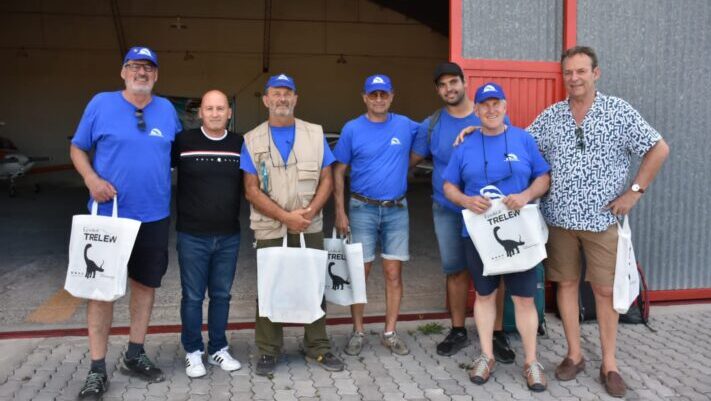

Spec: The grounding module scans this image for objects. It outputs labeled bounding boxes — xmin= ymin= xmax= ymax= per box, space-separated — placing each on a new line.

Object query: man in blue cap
xmin=70 ymin=46 xmax=182 ymax=399
xmin=241 ymin=73 xmax=344 ymax=376
xmin=333 ymin=74 xmax=423 ymax=356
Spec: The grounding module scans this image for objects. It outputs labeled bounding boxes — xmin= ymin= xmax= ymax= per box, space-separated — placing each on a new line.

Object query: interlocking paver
xmin=1 ymin=307 xmax=711 ymax=400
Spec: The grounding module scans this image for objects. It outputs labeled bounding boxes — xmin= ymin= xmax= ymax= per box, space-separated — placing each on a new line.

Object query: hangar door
xmin=450 ymin=0 xmax=576 ymax=127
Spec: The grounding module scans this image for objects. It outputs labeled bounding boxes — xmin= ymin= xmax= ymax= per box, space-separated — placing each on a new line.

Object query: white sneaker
xmin=185 ymin=350 xmax=207 ymax=378
xmin=208 ymin=347 xmax=241 ymax=371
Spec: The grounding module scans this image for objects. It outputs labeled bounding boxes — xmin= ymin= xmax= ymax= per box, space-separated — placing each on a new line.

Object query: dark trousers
xmin=254 ymin=231 xmax=331 ymax=357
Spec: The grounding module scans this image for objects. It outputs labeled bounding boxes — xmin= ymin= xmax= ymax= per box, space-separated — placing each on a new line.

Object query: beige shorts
xmin=544 ymin=224 xmax=618 ymax=286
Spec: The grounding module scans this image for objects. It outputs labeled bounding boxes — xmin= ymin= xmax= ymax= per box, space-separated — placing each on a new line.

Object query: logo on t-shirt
xmin=504 ymin=153 xmax=519 ymax=162
xmin=149 ymin=128 xmax=164 ymax=138
xmin=390 ymin=137 xmax=401 ymax=145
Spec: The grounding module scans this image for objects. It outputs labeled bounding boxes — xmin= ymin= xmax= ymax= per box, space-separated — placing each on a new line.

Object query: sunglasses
xmin=135 ymin=109 xmax=146 ymax=132
xmin=575 ymin=127 xmax=585 ymax=151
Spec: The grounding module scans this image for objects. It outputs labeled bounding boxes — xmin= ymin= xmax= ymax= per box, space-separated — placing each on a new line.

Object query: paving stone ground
xmin=1 ymin=305 xmax=710 ymax=401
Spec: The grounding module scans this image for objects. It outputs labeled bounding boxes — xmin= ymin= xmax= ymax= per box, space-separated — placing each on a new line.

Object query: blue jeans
xmin=432 ymin=202 xmax=468 ymax=275
xmin=177 ymin=231 xmax=240 ymax=354
xmin=349 ymin=197 xmax=409 ymax=263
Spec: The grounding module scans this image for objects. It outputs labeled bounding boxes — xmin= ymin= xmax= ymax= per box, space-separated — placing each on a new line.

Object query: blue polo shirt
xmin=72 ymin=91 xmax=181 ymax=222
xmin=412 ymin=109 xmax=511 ymax=212
xmin=442 ymin=126 xmax=550 ymax=237
xmin=333 ymin=113 xmax=421 ymax=200
xmin=240 ymin=125 xmax=336 ymax=174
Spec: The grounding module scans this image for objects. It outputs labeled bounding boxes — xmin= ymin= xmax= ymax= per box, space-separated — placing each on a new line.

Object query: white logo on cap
xmin=482 ymin=85 xmax=497 ymax=93
xmin=277 ymin=74 xmax=290 ymax=81
xmin=137 ymin=48 xmax=153 ymax=57
xmin=372 ymin=76 xmax=386 ymax=84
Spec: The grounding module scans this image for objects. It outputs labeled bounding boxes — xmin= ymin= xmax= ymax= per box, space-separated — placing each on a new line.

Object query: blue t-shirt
xmin=412 ymin=109 xmax=511 ymax=212
xmin=333 ymin=113 xmax=421 ymax=200
xmin=72 ymin=91 xmax=182 ymax=222
xmin=240 ymin=125 xmax=336 ymax=174
xmin=442 ymin=126 xmax=550 ymax=237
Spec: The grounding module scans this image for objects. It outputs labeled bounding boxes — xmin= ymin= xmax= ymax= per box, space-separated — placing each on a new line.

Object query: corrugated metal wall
xmin=578 ymin=0 xmax=711 ymax=290
xmin=462 ymin=0 xmax=563 ymax=61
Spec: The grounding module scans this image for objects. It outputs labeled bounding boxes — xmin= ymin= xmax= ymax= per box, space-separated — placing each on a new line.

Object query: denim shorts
xmin=349 ymin=197 xmax=409 ymax=263
xmin=464 ymin=239 xmax=537 ymax=298
xmin=432 ymin=202 xmax=468 ymax=275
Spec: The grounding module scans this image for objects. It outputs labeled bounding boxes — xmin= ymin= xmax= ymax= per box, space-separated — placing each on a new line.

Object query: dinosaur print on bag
xmin=83 ymin=243 xmax=105 ymax=278
xmin=493 ymin=226 xmax=525 ymax=257
xmin=328 ymin=261 xmax=350 ymax=290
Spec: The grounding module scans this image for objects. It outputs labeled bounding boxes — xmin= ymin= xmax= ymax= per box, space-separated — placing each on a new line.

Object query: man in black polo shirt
xmin=172 ymin=90 xmax=243 ymax=378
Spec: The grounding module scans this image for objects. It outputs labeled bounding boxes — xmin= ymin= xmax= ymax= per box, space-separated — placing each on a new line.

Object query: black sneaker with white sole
xmin=436 ymin=329 xmax=470 ymax=356
xmin=120 ymin=353 xmax=165 ymax=383
xmin=78 ymin=370 xmax=108 ymax=400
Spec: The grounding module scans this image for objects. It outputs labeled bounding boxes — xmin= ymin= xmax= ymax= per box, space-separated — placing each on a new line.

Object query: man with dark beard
xmin=411 ymin=62 xmax=514 ymax=362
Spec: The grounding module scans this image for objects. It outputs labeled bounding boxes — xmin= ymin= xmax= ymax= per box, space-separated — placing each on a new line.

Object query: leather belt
xmin=352 ymin=193 xmax=405 ymax=208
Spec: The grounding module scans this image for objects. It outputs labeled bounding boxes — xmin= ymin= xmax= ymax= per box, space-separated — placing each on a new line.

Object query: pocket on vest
xmin=296 ymin=161 xmax=320 ymax=194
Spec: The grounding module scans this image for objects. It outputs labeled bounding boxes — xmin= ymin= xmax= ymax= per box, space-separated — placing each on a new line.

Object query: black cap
xmin=433 ymin=62 xmax=464 ymax=83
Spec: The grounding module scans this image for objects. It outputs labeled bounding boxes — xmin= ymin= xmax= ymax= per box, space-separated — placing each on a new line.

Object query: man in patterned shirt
xmin=527 ymin=46 xmax=669 ymax=398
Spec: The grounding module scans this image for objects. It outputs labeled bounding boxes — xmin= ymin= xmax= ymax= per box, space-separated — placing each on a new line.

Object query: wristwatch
xmin=631 ymin=183 xmax=645 ymax=194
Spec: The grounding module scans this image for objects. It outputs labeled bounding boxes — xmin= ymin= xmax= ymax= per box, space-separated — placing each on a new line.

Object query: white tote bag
xmin=613 ymin=217 xmax=640 ymax=314
xmin=64 ymin=197 xmax=141 ymax=301
xmin=323 ymin=229 xmax=367 ymax=306
xmin=462 ymin=185 xmax=548 ymax=276
xmin=257 ymin=233 xmax=328 ymax=324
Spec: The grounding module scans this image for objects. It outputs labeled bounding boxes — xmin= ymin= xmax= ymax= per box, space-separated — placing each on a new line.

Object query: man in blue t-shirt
xmin=70 ymin=46 xmax=182 ymax=399
xmin=333 ymin=74 xmax=423 ymax=356
xmin=442 ymin=82 xmax=550 ymax=391
xmin=410 ymin=62 xmax=515 ymax=361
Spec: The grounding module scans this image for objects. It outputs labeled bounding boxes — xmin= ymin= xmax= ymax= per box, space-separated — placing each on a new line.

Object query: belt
xmin=352 ymin=193 xmax=406 ymax=208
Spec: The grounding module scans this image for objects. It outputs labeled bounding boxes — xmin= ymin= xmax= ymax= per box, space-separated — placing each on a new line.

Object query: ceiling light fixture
xmin=183 ymin=51 xmax=195 ymax=61
xmin=170 ymin=16 xmax=188 ymax=30
xmin=336 ymin=54 xmax=346 ymax=64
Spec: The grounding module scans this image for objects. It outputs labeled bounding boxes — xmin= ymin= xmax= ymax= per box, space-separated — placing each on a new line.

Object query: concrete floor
xmin=0 ymin=177 xmax=448 ymax=333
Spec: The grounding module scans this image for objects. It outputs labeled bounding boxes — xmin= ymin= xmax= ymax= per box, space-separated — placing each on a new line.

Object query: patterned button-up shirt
xmin=527 ymin=92 xmax=662 ymax=232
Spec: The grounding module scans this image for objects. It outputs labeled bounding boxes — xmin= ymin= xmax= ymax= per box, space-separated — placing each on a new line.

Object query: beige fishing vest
xmin=243 ymin=119 xmax=325 ymax=240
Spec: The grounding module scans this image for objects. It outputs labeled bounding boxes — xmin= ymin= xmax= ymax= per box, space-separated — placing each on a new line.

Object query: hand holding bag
xmin=64 ymin=197 xmax=141 ymax=301
xmin=258 ymin=233 xmax=328 ymax=324
xmin=323 ymin=229 xmax=368 ymax=306
xmin=462 ymin=185 xmax=548 ymax=276
xmin=613 ymin=216 xmax=640 ymax=314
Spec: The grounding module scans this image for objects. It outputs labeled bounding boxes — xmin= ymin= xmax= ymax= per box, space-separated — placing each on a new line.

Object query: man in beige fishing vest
xmin=240 ymin=73 xmax=344 ymax=376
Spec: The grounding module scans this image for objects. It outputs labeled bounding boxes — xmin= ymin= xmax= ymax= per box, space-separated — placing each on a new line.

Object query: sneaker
xmin=120 ymin=352 xmax=165 ymax=383
xmin=524 ymin=361 xmax=547 ymax=392
xmin=185 ymin=350 xmax=207 ymax=378
xmin=78 ymin=370 xmax=108 ymax=400
xmin=255 ymin=354 xmax=276 ymax=376
xmin=381 ymin=332 xmax=410 ymax=355
xmin=209 ymin=347 xmax=242 ymax=372
xmin=555 ymin=357 xmax=585 ymax=381
xmin=436 ymin=329 xmax=470 ymax=356
xmin=493 ymin=330 xmax=515 ymax=364
xmin=344 ymin=331 xmax=365 ymax=356
xmin=469 ymin=354 xmax=495 ymax=385
xmin=305 ymin=352 xmax=345 ymax=372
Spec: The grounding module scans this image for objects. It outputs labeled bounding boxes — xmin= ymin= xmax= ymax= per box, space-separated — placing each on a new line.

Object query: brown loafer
xmin=554 ymin=357 xmax=585 ymax=381
xmin=600 ymin=368 xmax=627 ymax=398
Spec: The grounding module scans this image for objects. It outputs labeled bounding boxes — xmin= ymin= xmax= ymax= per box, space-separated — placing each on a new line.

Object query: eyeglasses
xmin=135 ymin=109 xmax=146 ymax=131
xmin=124 ymin=63 xmax=155 ymax=73
xmin=366 ymin=91 xmax=391 ymax=100
xmin=481 ymin=127 xmax=513 ymax=185
xmin=575 ymin=127 xmax=585 ymax=151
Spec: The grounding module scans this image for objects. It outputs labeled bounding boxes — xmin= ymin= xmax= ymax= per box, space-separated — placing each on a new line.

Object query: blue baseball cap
xmin=474 ymin=82 xmax=506 ymax=103
xmin=265 ymin=73 xmax=296 ymax=92
xmin=123 ymin=46 xmax=159 ymax=67
xmin=364 ymin=74 xmax=393 ymax=94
